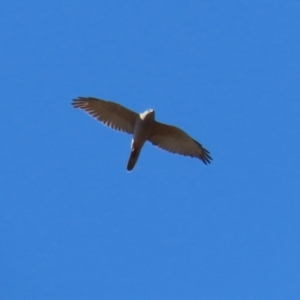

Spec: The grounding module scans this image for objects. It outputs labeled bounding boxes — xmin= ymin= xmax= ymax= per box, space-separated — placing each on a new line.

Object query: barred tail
xmin=127 ymin=148 xmax=141 ymax=171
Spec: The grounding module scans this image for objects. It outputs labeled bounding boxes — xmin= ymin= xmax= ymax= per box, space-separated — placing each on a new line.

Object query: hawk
xmin=71 ymin=97 xmax=212 ymax=171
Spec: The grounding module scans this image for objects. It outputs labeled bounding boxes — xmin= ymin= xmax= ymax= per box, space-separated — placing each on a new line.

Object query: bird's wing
xmin=148 ymin=121 xmax=212 ymax=164
xmin=71 ymin=97 xmax=138 ymax=134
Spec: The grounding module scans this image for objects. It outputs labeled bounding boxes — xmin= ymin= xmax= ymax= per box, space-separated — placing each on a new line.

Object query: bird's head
xmin=141 ymin=109 xmax=155 ymax=121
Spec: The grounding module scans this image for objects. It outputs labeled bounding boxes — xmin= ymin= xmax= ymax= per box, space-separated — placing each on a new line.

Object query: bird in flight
xmin=71 ymin=97 xmax=212 ymax=171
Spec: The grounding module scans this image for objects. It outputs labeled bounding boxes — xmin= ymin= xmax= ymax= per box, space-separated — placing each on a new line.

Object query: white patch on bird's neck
xmin=140 ymin=109 xmax=155 ymax=121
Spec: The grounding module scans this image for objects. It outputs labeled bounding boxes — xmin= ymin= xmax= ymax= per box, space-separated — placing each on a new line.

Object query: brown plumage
xmin=72 ymin=97 xmax=212 ymax=170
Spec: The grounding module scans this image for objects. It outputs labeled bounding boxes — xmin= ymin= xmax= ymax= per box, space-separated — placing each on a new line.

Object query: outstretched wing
xmin=148 ymin=121 xmax=212 ymax=164
xmin=71 ymin=97 xmax=138 ymax=134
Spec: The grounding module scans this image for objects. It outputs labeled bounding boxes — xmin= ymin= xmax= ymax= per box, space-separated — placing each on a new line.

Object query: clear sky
xmin=1 ymin=1 xmax=300 ymax=299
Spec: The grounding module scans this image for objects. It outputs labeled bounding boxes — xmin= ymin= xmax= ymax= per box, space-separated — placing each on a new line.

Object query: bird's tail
xmin=127 ymin=147 xmax=141 ymax=171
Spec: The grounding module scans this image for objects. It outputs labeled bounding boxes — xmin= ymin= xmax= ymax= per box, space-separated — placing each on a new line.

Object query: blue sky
xmin=1 ymin=1 xmax=300 ymax=299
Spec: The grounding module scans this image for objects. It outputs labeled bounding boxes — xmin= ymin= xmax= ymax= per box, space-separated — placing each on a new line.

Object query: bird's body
xmin=71 ymin=97 xmax=212 ymax=171
xmin=128 ymin=109 xmax=155 ymax=170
